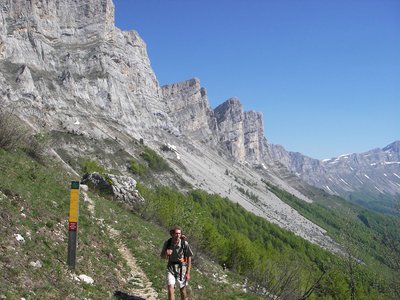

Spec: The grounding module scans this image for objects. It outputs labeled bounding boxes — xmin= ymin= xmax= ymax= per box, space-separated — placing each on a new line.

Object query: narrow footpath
xmin=81 ymin=187 xmax=159 ymax=300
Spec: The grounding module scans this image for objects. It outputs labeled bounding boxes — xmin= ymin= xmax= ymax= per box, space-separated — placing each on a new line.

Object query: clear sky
xmin=113 ymin=0 xmax=400 ymax=160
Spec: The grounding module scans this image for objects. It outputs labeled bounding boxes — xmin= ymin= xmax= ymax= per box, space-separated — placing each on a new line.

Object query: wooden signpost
xmin=67 ymin=180 xmax=80 ymax=269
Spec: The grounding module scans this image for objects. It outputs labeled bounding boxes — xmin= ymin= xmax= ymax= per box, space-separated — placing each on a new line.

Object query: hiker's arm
xmin=185 ymin=256 xmax=191 ymax=281
xmin=160 ymin=242 xmax=168 ymax=259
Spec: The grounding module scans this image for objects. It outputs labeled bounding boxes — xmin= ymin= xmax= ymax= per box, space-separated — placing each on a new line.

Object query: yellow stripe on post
xmin=69 ymin=189 xmax=79 ymax=223
xmin=68 ymin=181 xmax=80 ymax=269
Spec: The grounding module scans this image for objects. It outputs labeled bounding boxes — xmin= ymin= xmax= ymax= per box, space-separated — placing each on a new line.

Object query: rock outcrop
xmin=81 ymin=173 xmax=143 ymax=206
xmin=214 ymin=98 xmax=264 ymax=163
xmin=161 ymin=78 xmax=216 ymax=139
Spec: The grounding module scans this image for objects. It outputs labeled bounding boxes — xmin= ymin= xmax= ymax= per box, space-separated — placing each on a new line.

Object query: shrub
xmin=0 ymin=109 xmax=48 ymax=160
xmin=22 ymin=132 xmax=49 ymax=161
xmin=129 ymin=159 xmax=147 ymax=176
xmin=140 ymin=147 xmax=170 ymax=172
xmin=79 ymin=158 xmax=107 ymax=174
xmin=0 ymin=110 xmax=30 ymax=151
xmin=237 ymin=186 xmax=260 ymax=203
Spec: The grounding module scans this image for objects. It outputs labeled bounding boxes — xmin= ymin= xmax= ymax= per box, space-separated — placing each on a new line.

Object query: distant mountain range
xmin=267 ymin=141 xmax=400 ymax=214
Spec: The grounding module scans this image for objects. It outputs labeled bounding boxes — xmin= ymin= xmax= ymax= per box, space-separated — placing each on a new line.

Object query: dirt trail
xmin=81 ymin=188 xmax=159 ymax=299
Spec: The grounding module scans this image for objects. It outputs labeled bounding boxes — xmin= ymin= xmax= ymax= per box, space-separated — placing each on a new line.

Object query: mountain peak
xmin=383 ymin=140 xmax=400 ymax=152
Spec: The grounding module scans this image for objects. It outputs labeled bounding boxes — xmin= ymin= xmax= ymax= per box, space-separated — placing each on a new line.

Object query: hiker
xmin=160 ymin=225 xmax=194 ymax=300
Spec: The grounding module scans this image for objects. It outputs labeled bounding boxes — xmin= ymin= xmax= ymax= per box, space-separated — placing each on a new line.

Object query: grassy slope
xmin=0 ymin=149 xmax=258 ymax=299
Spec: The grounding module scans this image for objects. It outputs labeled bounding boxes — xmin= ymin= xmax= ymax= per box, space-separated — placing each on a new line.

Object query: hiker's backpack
xmin=166 ymin=237 xmax=187 ymax=260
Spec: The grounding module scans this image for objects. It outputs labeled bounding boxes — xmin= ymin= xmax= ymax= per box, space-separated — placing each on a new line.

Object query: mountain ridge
xmin=267 ymin=140 xmax=400 ymax=214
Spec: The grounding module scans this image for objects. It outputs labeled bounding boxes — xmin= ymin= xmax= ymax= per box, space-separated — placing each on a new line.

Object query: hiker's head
xmin=170 ymin=225 xmax=183 ymax=239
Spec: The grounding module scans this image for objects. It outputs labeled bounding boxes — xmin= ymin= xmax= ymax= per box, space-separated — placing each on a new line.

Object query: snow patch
xmin=364 ymin=174 xmax=371 ymax=180
xmin=340 ymin=178 xmax=350 ymax=186
xmin=167 ymin=143 xmax=177 ymax=152
xmin=328 ymin=154 xmax=351 ymax=164
xmin=393 ymin=173 xmax=400 ymax=180
xmin=385 ymin=161 xmax=400 ymax=165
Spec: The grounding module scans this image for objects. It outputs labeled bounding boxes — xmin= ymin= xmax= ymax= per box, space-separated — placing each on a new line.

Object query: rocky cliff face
xmin=161 ymin=78 xmax=216 ymax=139
xmin=162 ymin=84 xmax=266 ymax=164
xmin=214 ymin=98 xmax=264 ymax=163
xmin=0 ymin=0 xmax=172 ymax=140
xmin=0 ymin=0 xmax=268 ymax=163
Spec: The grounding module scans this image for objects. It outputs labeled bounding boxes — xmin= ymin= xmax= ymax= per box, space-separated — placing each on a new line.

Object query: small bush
xmin=0 ymin=109 xmax=48 ymax=160
xmin=237 ymin=186 xmax=260 ymax=203
xmin=140 ymin=147 xmax=170 ymax=172
xmin=79 ymin=158 xmax=107 ymax=174
xmin=22 ymin=133 xmax=49 ymax=161
xmin=0 ymin=110 xmax=30 ymax=151
xmin=129 ymin=159 xmax=147 ymax=176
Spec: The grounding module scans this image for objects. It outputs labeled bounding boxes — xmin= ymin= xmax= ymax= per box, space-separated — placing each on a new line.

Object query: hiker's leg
xmin=177 ymin=268 xmax=188 ymax=300
xmin=180 ymin=286 xmax=187 ymax=300
xmin=166 ymin=267 xmax=177 ymax=300
xmin=168 ymin=285 xmax=175 ymax=300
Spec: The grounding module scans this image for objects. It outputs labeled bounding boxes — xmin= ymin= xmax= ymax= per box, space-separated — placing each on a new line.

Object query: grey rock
xmin=81 ymin=173 xmax=143 ymax=206
xmin=214 ymin=98 xmax=265 ymax=163
xmin=162 ymin=78 xmax=216 ymax=140
xmin=0 ymin=0 xmax=167 ymax=139
xmin=29 ymin=260 xmax=43 ymax=268
xmin=81 ymin=173 xmax=113 ymax=195
xmin=107 ymin=173 xmax=144 ymax=205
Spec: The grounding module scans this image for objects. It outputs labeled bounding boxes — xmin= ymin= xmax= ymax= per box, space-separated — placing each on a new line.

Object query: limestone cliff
xmin=0 ymin=0 xmax=266 ymax=164
xmin=161 ymin=78 xmax=216 ymax=140
xmin=214 ymin=98 xmax=264 ymax=163
xmin=162 ymin=82 xmax=266 ymax=164
xmin=0 ymin=0 xmax=171 ymax=140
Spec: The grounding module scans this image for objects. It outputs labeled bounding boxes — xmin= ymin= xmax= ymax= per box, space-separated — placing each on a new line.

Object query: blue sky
xmin=113 ymin=0 xmax=399 ymax=160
